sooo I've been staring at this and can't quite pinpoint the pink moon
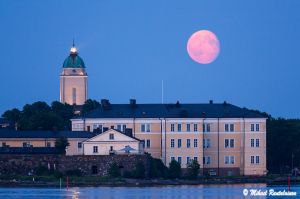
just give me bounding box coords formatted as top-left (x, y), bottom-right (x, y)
top-left (187, 30), bottom-right (220, 64)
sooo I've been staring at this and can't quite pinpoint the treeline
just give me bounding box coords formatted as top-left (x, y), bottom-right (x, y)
top-left (1, 100), bottom-right (100, 131)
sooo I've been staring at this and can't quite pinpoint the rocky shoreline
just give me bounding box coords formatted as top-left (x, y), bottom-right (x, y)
top-left (0, 176), bottom-right (298, 188)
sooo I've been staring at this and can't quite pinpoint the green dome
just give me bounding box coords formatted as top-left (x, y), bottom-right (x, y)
top-left (63, 54), bottom-right (85, 68)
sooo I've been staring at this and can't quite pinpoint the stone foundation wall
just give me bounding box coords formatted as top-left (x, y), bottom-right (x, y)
top-left (0, 154), bottom-right (149, 176)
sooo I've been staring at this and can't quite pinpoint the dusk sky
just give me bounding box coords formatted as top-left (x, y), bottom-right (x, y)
top-left (1, 1), bottom-right (300, 118)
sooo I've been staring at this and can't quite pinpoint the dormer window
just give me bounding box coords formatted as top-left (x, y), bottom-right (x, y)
top-left (109, 133), bottom-right (114, 140)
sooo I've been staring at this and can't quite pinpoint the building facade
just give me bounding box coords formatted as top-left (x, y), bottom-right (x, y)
top-left (71, 100), bottom-right (267, 176)
top-left (60, 45), bottom-right (88, 105)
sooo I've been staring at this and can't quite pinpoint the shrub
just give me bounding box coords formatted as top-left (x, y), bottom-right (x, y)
top-left (132, 161), bottom-right (145, 179)
top-left (168, 160), bottom-right (181, 179)
top-left (108, 162), bottom-right (121, 178)
top-left (149, 157), bottom-right (168, 178)
top-left (186, 160), bottom-right (200, 180)
top-left (35, 165), bottom-right (49, 176)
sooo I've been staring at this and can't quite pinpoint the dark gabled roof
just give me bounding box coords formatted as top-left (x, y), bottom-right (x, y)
top-left (0, 129), bottom-right (94, 139)
top-left (77, 103), bottom-right (266, 119)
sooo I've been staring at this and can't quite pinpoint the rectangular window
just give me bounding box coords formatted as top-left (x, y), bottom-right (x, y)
top-left (141, 124), bottom-right (151, 132)
top-left (187, 139), bottom-right (191, 148)
top-left (93, 146), bottom-right (98, 153)
top-left (225, 139), bottom-right (229, 148)
top-left (194, 124), bottom-right (198, 132)
top-left (46, 142), bottom-right (51, 147)
top-left (146, 139), bottom-right (151, 148)
top-left (230, 139), bottom-right (234, 148)
top-left (178, 139), bottom-right (182, 148)
top-left (203, 156), bottom-right (211, 165)
top-left (225, 139), bottom-right (234, 148)
top-left (251, 124), bottom-right (255, 132)
top-left (256, 156), bottom-right (260, 164)
top-left (171, 124), bottom-right (175, 132)
top-left (186, 124), bottom-right (191, 132)
top-left (256, 139), bottom-right (260, 147)
top-left (203, 139), bottom-right (211, 148)
top-left (117, 124), bottom-right (122, 131)
top-left (171, 139), bottom-right (175, 148)
top-left (72, 87), bottom-right (76, 105)
top-left (109, 133), bottom-right (114, 140)
top-left (171, 157), bottom-right (175, 161)
top-left (178, 157), bottom-right (182, 165)
top-left (194, 139), bottom-right (198, 148)
top-left (178, 124), bottom-right (182, 132)
top-left (225, 124), bottom-right (234, 132)
top-left (225, 156), bottom-right (234, 164)
top-left (187, 157), bottom-right (191, 164)
top-left (203, 123), bottom-right (211, 132)
top-left (251, 156), bottom-right (255, 164)
top-left (194, 157), bottom-right (198, 162)
top-left (77, 142), bottom-right (82, 149)
top-left (23, 142), bottom-right (30, 147)
top-left (2, 142), bottom-right (6, 147)
top-left (256, 124), bottom-right (260, 131)
top-left (141, 140), bottom-right (145, 148)
top-left (251, 139), bottom-right (254, 147)
top-left (141, 124), bottom-right (145, 132)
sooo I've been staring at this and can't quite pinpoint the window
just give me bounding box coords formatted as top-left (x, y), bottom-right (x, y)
top-left (256, 139), bottom-right (260, 147)
top-left (141, 124), bottom-right (151, 132)
top-left (46, 142), bottom-right (51, 147)
top-left (171, 157), bottom-right (175, 161)
top-left (256, 124), bottom-right (260, 131)
top-left (203, 156), bottom-right (211, 165)
top-left (23, 142), bottom-right (30, 147)
top-left (251, 156), bottom-right (255, 164)
top-left (72, 87), bottom-right (76, 105)
top-left (109, 133), bottom-right (114, 140)
top-left (187, 157), bottom-right (191, 164)
top-left (171, 139), bottom-right (175, 148)
top-left (256, 156), bottom-right (260, 164)
top-left (93, 146), bottom-right (98, 153)
top-left (225, 139), bottom-right (234, 148)
top-left (251, 124), bottom-right (255, 132)
top-left (110, 146), bottom-right (113, 151)
top-left (203, 139), bottom-right (211, 148)
top-left (146, 139), bottom-right (151, 148)
top-left (178, 157), bottom-right (182, 165)
top-left (187, 139), bottom-right (191, 148)
top-left (117, 124), bottom-right (126, 132)
top-left (194, 124), bottom-right (198, 132)
top-left (225, 124), bottom-right (234, 132)
top-left (225, 156), bottom-right (234, 165)
top-left (141, 140), bottom-right (145, 148)
top-left (251, 139), bottom-right (255, 147)
top-left (178, 139), bottom-right (182, 148)
top-left (92, 165), bottom-right (98, 174)
top-left (194, 139), bottom-right (198, 148)
top-left (178, 124), bottom-right (182, 132)
top-left (194, 157), bottom-right (198, 162)
top-left (2, 142), bottom-right (6, 147)
top-left (93, 124), bottom-right (102, 131)
top-left (171, 124), bottom-right (175, 132)
top-left (78, 142), bottom-right (82, 149)
top-left (203, 123), bottom-right (211, 132)
top-left (186, 124), bottom-right (191, 132)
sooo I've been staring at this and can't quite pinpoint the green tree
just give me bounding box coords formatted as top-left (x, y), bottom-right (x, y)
top-left (2, 108), bottom-right (21, 124)
top-left (81, 99), bottom-right (100, 115)
top-left (148, 156), bottom-right (168, 178)
top-left (55, 137), bottom-right (70, 154)
top-left (132, 161), bottom-right (146, 179)
top-left (168, 160), bottom-right (181, 179)
top-left (186, 160), bottom-right (200, 179)
top-left (108, 162), bottom-right (121, 178)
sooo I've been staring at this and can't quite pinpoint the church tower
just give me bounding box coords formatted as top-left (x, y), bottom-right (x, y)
top-left (60, 44), bottom-right (88, 105)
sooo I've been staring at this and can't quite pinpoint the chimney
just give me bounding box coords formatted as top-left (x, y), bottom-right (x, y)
top-left (209, 100), bottom-right (213, 104)
top-left (223, 101), bottom-right (227, 106)
top-left (130, 99), bottom-right (136, 107)
top-left (175, 100), bottom-right (180, 107)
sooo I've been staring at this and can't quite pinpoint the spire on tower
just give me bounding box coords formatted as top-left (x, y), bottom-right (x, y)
top-left (70, 39), bottom-right (77, 54)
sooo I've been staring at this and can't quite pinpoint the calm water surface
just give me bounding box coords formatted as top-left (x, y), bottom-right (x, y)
top-left (0, 184), bottom-right (298, 199)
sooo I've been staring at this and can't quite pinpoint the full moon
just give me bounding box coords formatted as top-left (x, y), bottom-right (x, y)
top-left (187, 30), bottom-right (220, 64)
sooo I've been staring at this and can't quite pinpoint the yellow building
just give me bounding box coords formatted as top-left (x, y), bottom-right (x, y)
top-left (71, 99), bottom-right (267, 176)
top-left (60, 44), bottom-right (88, 105)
